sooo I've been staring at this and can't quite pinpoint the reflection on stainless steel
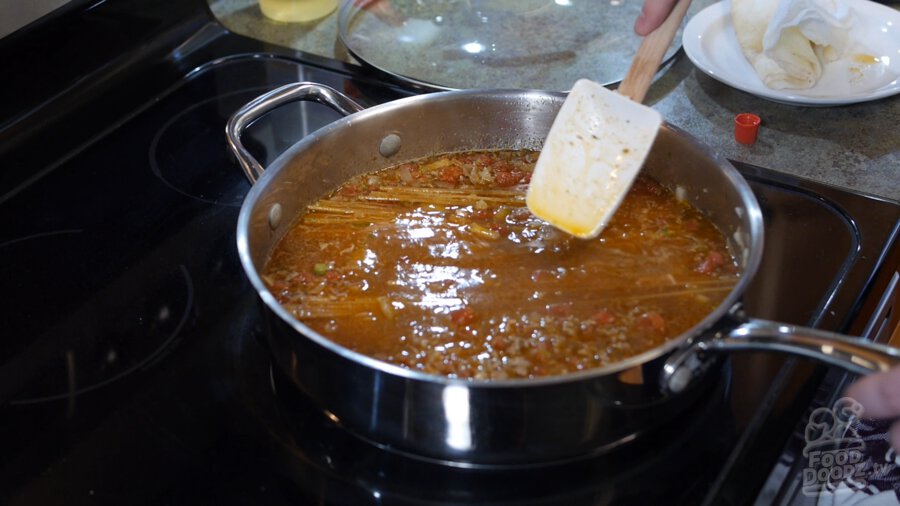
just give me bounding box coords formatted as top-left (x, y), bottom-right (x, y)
top-left (441, 47), bottom-right (577, 67)
top-left (442, 385), bottom-right (473, 451)
top-left (716, 319), bottom-right (900, 374)
top-left (338, 0), bottom-right (686, 91)
top-left (226, 83), bottom-right (366, 184)
top-left (662, 317), bottom-right (900, 393)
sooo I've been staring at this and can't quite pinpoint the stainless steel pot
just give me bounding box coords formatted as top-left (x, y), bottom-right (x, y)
top-left (227, 82), bottom-right (900, 467)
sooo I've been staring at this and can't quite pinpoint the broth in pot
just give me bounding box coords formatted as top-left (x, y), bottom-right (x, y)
top-left (261, 149), bottom-right (739, 380)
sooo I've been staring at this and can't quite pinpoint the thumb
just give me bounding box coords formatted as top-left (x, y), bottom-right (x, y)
top-left (634, 0), bottom-right (676, 36)
top-left (844, 366), bottom-right (900, 420)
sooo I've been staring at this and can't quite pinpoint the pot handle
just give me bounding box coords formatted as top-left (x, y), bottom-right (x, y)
top-left (662, 318), bottom-right (900, 394)
top-left (225, 82), bottom-right (366, 184)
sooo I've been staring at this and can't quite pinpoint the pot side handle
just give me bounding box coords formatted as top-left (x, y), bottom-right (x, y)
top-left (663, 318), bottom-right (900, 394)
top-left (225, 82), bottom-right (366, 184)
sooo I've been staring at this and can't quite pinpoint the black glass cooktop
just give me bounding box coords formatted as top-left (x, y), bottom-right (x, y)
top-left (1, 3), bottom-right (899, 505)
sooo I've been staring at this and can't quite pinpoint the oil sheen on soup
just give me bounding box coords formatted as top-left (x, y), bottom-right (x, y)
top-left (261, 150), bottom-right (738, 379)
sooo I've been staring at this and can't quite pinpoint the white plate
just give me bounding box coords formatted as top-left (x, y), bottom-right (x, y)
top-left (682, 0), bottom-right (900, 106)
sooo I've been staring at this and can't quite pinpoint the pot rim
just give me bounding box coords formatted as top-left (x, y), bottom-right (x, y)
top-left (236, 88), bottom-right (765, 389)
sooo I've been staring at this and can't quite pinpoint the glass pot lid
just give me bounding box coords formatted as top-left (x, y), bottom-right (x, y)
top-left (338, 0), bottom-right (685, 92)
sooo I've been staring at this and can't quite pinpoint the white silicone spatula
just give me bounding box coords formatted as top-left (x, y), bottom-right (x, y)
top-left (526, 0), bottom-right (693, 239)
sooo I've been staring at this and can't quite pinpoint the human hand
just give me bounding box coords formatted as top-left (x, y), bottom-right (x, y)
top-left (844, 366), bottom-right (900, 451)
top-left (634, 0), bottom-right (679, 36)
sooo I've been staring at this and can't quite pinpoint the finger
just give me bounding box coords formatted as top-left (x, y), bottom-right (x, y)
top-left (844, 367), bottom-right (900, 419)
top-left (634, 0), bottom-right (677, 36)
top-left (890, 421), bottom-right (900, 453)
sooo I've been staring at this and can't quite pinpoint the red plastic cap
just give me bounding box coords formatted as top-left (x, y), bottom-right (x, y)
top-left (734, 113), bottom-right (761, 145)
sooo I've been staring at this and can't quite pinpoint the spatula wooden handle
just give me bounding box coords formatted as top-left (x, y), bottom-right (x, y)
top-left (618, 0), bottom-right (693, 103)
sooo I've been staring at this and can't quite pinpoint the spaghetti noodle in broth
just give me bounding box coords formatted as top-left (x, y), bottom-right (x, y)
top-left (261, 150), bottom-right (739, 380)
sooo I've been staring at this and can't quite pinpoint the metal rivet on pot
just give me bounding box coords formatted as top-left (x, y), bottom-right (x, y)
top-left (666, 367), bottom-right (693, 394)
top-left (268, 203), bottom-right (283, 230)
top-left (379, 133), bottom-right (402, 157)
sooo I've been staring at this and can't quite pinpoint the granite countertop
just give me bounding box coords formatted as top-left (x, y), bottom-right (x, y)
top-left (209, 0), bottom-right (899, 202)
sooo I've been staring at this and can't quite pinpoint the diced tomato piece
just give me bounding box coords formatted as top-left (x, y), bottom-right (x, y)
top-left (547, 302), bottom-right (572, 317)
top-left (510, 208), bottom-right (532, 223)
top-left (493, 170), bottom-right (524, 187)
top-left (683, 219), bottom-right (700, 232)
top-left (637, 312), bottom-right (666, 333)
top-left (591, 310), bottom-right (616, 325)
top-left (696, 250), bottom-right (726, 275)
top-left (324, 270), bottom-right (340, 281)
top-left (450, 307), bottom-right (476, 326)
top-left (438, 166), bottom-right (463, 183)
